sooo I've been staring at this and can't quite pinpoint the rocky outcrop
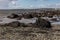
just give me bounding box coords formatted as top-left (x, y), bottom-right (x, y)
top-left (35, 18), bottom-right (52, 29)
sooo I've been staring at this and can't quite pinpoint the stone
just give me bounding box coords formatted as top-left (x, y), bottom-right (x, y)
top-left (8, 21), bottom-right (20, 27)
top-left (23, 14), bottom-right (33, 19)
top-left (35, 18), bottom-right (52, 29)
top-left (7, 13), bottom-right (19, 19)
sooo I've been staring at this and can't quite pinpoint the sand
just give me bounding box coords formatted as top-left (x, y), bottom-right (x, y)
top-left (0, 26), bottom-right (60, 40)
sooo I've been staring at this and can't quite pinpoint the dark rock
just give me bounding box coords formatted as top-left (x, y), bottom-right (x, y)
top-left (7, 13), bottom-right (19, 19)
top-left (17, 16), bottom-right (22, 20)
top-left (35, 18), bottom-right (52, 29)
top-left (17, 14), bottom-right (23, 20)
top-left (31, 13), bottom-right (41, 17)
top-left (8, 21), bottom-right (20, 27)
top-left (48, 15), bottom-right (53, 18)
top-left (51, 18), bottom-right (57, 21)
top-left (23, 14), bottom-right (33, 19)
top-left (20, 23), bottom-right (29, 27)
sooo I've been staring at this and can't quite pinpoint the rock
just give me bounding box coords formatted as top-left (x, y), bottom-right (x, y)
top-left (20, 23), bottom-right (28, 27)
top-left (51, 18), bottom-right (57, 22)
top-left (17, 14), bottom-right (23, 20)
top-left (31, 13), bottom-right (41, 17)
top-left (25, 23), bottom-right (34, 27)
top-left (7, 13), bottom-right (19, 19)
top-left (23, 14), bottom-right (33, 19)
top-left (48, 15), bottom-right (53, 18)
top-left (35, 18), bottom-right (52, 29)
top-left (8, 21), bottom-right (20, 27)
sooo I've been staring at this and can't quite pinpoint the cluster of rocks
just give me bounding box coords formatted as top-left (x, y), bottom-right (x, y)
top-left (7, 13), bottom-right (41, 20)
top-left (1, 13), bottom-right (52, 30)
top-left (3, 19), bottom-right (52, 30)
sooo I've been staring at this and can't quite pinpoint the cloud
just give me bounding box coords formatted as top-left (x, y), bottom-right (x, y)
top-left (0, 0), bottom-right (18, 9)
top-left (0, 0), bottom-right (49, 9)
top-left (0, 0), bottom-right (9, 9)
top-left (46, 3), bottom-right (60, 8)
top-left (8, 0), bottom-right (60, 8)
top-left (11, 1), bottom-right (16, 5)
top-left (0, 0), bottom-right (60, 9)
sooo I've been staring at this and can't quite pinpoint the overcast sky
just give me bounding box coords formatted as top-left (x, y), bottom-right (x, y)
top-left (0, 0), bottom-right (60, 9)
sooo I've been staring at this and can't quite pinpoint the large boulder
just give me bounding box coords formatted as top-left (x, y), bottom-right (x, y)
top-left (35, 18), bottom-right (52, 29)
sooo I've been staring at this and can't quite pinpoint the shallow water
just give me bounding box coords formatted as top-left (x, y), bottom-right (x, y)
top-left (0, 13), bottom-right (60, 25)
top-left (52, 22), bottom-right (60, 25)
top-left (0, 17), bottom-right (37, 24)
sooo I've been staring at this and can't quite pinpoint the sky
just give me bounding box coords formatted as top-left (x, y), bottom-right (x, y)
top-left (0, 0), bottom-right (60, 9)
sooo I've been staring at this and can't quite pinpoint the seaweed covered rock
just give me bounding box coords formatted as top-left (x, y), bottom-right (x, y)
top-left (8, 21), bottom-right (20, 27)
top-left (7, 13), bottom-right (19, 19)
top-left (23, 14), bottom-right (33, 19)
top-left (35, 18), bottom-right (52, 29)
